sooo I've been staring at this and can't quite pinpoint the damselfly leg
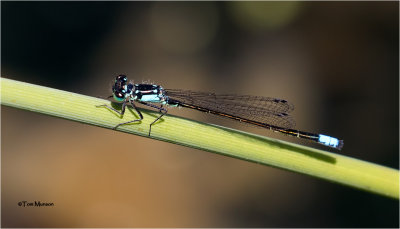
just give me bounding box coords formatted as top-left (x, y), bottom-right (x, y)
top-left (139, 102), bottom-right (168, 136)
top-left (97, 100), bottom-right (167, 135)
top-left (96, 100), bottom-right (143, 130)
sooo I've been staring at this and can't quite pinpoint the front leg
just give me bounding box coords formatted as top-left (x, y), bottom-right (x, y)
top-left (96, 100), bottom-right (127, 116)
top-left (97, 100), bottom-right (143, 130)
top-left (112, 100), bottom-right (143, 130)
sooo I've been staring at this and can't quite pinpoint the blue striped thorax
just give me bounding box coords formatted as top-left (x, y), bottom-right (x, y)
top-left (133, 84), bottom-right (166, 103)
top-left (112, 75), bottom-right (167, 104)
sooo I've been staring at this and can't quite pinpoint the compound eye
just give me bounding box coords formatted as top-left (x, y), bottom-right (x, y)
top-left (116, 74), bottom-right (127, 82)
top-left (113, 91), bottom-right (125, 102)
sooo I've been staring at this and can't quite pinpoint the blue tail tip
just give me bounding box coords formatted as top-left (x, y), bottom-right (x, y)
top-left (318, 134), bottom-right (344, 150)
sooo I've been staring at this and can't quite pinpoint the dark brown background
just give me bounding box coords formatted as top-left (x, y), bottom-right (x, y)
top-left (2, 1), bottom-right (399, 227)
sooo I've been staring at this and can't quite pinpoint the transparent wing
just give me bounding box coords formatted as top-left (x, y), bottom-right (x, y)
top-left (165, 89), bottom-right (296, 129)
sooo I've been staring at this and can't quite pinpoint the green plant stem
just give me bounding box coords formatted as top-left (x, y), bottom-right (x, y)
top-left (1, 77), bottom-right (399, 199)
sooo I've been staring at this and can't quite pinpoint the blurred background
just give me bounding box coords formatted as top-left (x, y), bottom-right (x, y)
top-left (1, 1), bottom-right (398, 227)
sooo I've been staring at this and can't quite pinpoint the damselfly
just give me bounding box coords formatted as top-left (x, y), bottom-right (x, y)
top-left (97, 75), bottom-right (344, 150)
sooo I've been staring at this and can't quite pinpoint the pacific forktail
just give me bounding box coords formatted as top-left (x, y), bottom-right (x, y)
top-left (97, 75), bottom-right (344, 150)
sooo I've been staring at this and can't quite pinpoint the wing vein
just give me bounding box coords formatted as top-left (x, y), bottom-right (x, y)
top-left (165, 89), bottom-right (296, 129)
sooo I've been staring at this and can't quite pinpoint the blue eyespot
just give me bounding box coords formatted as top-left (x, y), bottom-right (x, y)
top-left (116, 74), bottom-right (127, 82)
